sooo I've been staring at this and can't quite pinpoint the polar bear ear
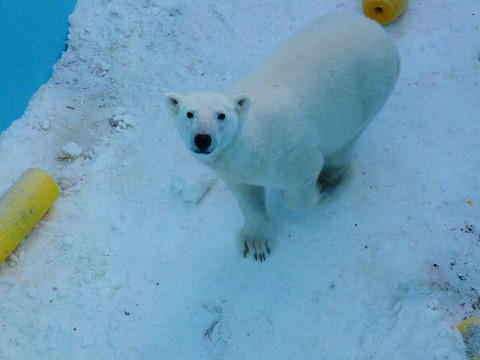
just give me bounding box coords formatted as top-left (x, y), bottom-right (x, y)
top-left (232, 94), bottom-right (251, 117)
top-left (164, 92), bottom-right (185, 117)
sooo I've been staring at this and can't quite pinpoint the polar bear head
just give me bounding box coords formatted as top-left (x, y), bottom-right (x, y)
top-left (164, 92), bottom-right (251, 161)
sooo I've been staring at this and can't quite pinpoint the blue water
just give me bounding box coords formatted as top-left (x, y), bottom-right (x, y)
top-left (0, 0), bottom-right (77, 133)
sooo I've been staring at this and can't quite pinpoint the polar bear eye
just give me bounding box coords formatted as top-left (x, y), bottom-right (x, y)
top-left (217, 113), bottom-right (226, 120)
top-left (186, 112), bottom-right (194, 119)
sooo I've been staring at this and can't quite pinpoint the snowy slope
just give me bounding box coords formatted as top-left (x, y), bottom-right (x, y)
top-left (1, 0), bottom-right (479, 359)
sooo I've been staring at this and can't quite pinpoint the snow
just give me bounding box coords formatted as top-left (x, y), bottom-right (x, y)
top-left (0, 0), bottom-right (479, 359)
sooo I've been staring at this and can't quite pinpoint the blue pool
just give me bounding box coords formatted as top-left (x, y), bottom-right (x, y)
top-left (0, 0), bottom-right (77, 133)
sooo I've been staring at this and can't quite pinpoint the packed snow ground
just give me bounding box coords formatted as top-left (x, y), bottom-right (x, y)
top-left (1, 0), bottom-right (479, 359)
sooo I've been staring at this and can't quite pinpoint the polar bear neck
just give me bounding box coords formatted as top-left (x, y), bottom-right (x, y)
top-left (209, 109), bottom-right (277, 183)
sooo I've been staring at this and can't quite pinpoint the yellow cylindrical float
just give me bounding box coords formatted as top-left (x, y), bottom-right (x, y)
top-left (362, 0), bottom-right (409, 25)
top-left (0, 169), bottom-right (60, 264)
top-left (457, 315), bottom-right (480, 359)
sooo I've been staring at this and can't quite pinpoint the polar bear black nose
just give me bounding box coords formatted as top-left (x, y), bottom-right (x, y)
top-left (194, 134), bottom-right (212, 151)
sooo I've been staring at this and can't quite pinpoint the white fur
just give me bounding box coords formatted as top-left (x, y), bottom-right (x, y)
top-left (164, 13), bottom-right (400, 260)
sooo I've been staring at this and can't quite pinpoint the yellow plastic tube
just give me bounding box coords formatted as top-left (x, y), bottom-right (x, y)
top-left (0, 169), bottom-right (60, 264)
top-left (362, 0), bottom-right (409, 25)
top-left (457, 315), bottom-right (480, 359)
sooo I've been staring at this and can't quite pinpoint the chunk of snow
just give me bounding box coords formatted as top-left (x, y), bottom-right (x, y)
top-left (59, 178), bottom-right (75, 190)
top-left (40, 119), bottom-right (50, 130)
top-left (110, 113), bottom-right (136, 129)
top-left (99, 62), bottom-right (110, 71)
top-left (27, 286), bottom-right (39, 299)
top-left (58, 142), bottom-right (83, 160)
top-left (62, 236), bottom-right (75, 247)
top-left (172, 172), bottom-right (216, 203)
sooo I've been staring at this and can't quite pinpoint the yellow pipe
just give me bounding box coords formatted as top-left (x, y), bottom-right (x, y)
top-left (457, 315), bottom-right (480, 359)
top-left (362, 0), bottom-right (409, 25)
top-left (0, 169), bottom-right (60, 264)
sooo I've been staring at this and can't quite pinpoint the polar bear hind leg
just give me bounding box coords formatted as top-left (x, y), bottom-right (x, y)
top-left (317, 134), bottom-right (360, 200)
top-left (317, 165), bottom-right (351, 199)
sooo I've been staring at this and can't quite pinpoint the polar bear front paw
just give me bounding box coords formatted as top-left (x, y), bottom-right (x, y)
top-left (237, 228), bottom-right (274, 261)
top-left (243, 237), bottom-right (270, 261)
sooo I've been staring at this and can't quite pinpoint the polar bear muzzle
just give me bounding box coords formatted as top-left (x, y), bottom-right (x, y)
top-left (193, 133), bottom-right (212, 154)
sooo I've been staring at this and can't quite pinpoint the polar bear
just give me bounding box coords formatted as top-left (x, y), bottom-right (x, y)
top-left (164, 13), bottom-right (400, 261)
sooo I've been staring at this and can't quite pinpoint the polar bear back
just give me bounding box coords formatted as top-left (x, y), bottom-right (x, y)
top-left (230, 13), bottom-right (400, 154)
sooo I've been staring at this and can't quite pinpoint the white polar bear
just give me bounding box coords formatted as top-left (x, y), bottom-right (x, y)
top-left (164, 13), bottom-right (400, 261)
